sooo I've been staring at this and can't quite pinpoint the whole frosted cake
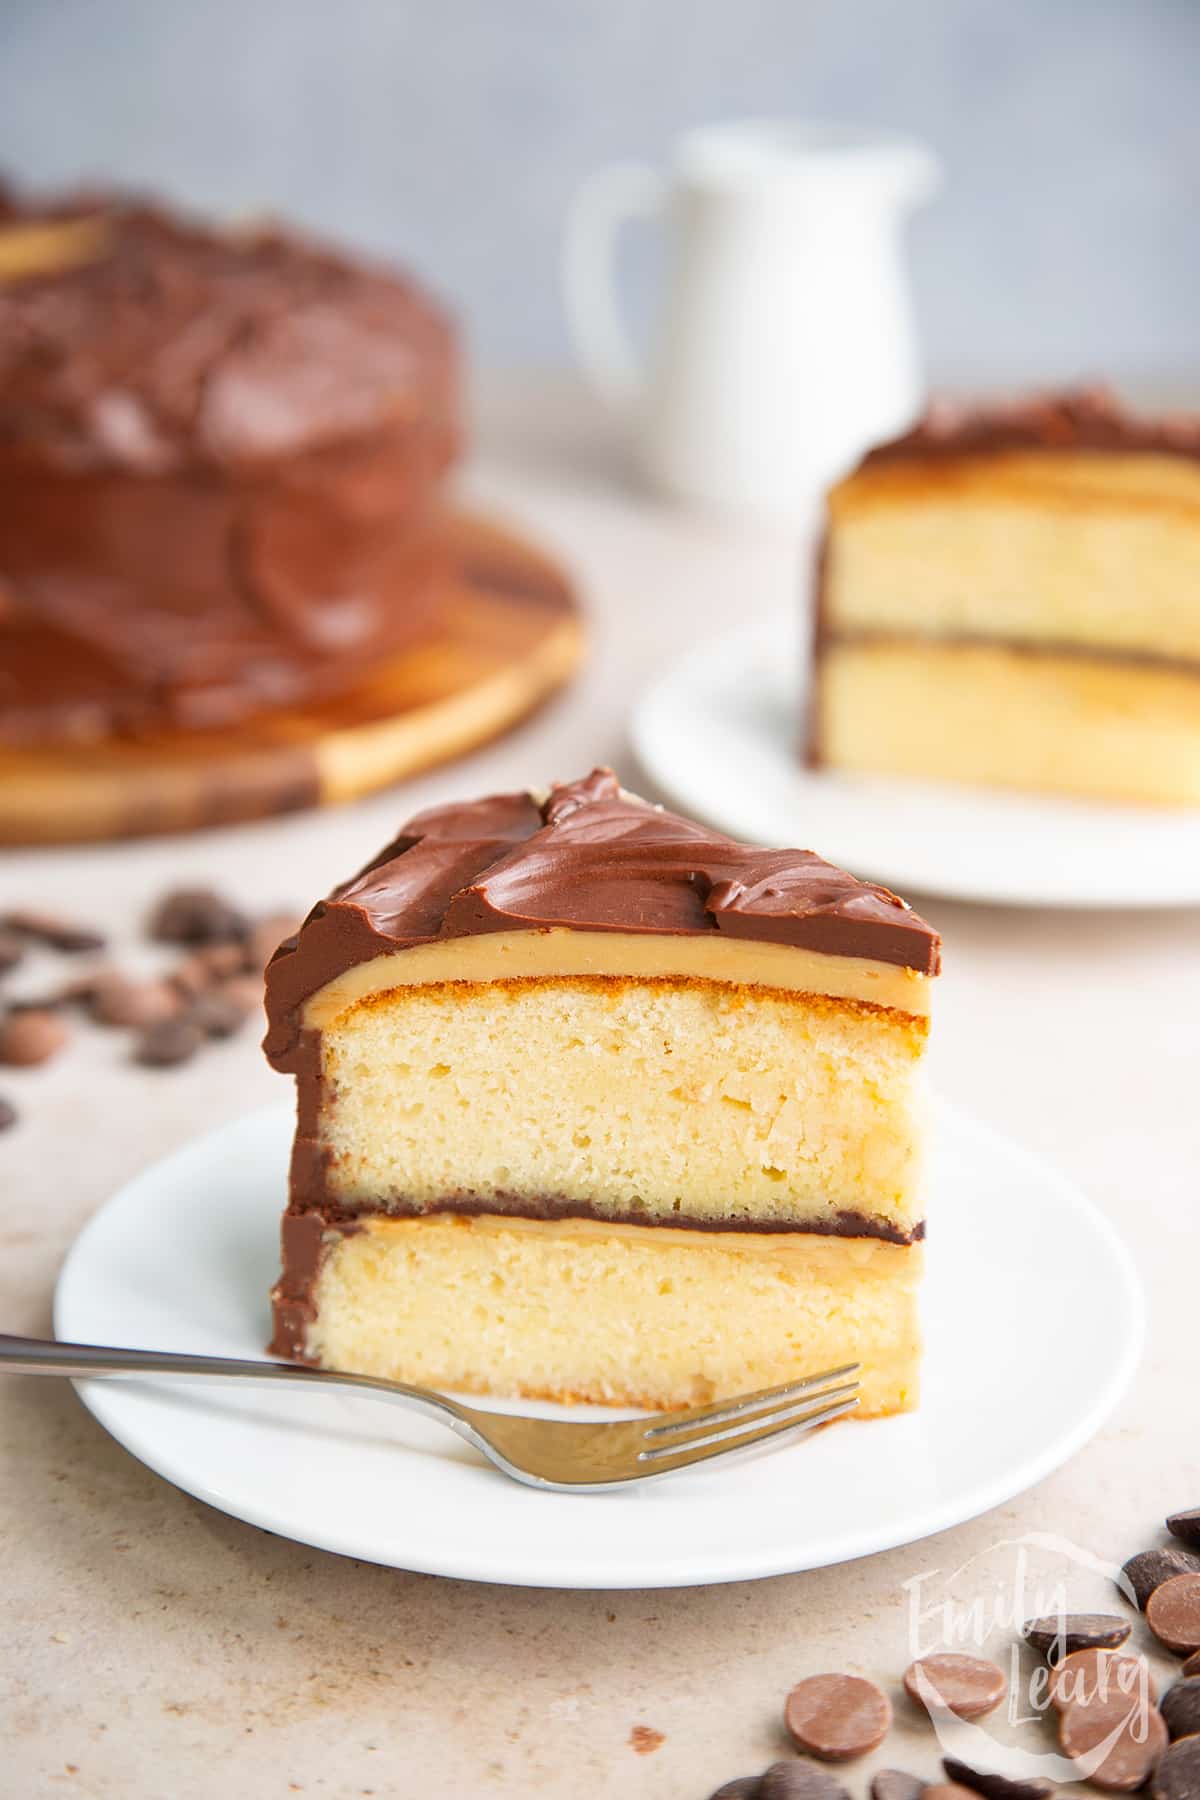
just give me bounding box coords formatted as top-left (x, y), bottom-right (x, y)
top-left (0, 181), bottom-right (459, 743)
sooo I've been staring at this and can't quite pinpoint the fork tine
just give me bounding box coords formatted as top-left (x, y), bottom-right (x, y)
top-left (637, 1381), bottom-right (860, 1462)
top-left (641, 1362), bottom-right (861, 1439)
top-left (633, 1382), bottom-right (859, 1468)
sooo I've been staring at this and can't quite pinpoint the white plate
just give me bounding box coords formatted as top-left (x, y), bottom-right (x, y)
top-left (54, 1101), bottom-right (1141, 1589)
top-left (631, 613), bottom-right (1200, 907)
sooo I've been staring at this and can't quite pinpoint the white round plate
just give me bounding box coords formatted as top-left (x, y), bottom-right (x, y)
top-left (55, 1101), bottom-right (1141, 1589)
top-left (631, 613), bottom-right (1200, 907)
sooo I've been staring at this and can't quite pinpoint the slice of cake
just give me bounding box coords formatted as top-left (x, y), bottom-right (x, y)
top-left (808, 387), bottom-right (1200, 806)
top-left (264, 770), bottom-right (940, 1416)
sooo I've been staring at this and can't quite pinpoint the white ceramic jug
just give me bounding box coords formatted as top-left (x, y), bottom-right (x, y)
top-left (563, 121), bottom-right (940, 521)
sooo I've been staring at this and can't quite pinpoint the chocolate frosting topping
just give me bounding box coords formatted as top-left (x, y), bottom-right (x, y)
top-left (0, 180), bottom-right (459, 740)
top-left (862, 385), bottom-right (1200, 468)
top-left (264, 769), bottom-right (940, 1066)
top-left (0, 182), bottom-right (456, 472)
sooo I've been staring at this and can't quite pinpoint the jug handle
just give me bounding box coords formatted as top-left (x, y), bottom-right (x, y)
top-left (562, 161), bottom-right (665, 408)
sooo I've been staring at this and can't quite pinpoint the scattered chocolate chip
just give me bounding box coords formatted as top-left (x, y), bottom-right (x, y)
top-left (187, 990), bottom-right (249, 1040)
top-left (197, 941), bottom-right (250, 980)
top-left (0, 1008), bottom-right (69, 1066)
top-left (760, 1764), bottom-right (851, 1800)
top-left (1161, 1679), bottom-right (1200, 1741)
top-left (1152, 1735), bottom-right (1200, 1800)
top-left (1059, 1688), bottom-right (1167, 1792)
top-left (0, 930), bottom-right (25, 975)
top-left (147, 887), bottom-right (247, 947)
top-left (0, 1095), bottom-right (17, 1131)
top-left (872, 1772), bottom-right (926, 1800)
top-left (1168, 1513), bottom-right (1200, 1551)
top-left (1183, 1651), bottom-right (1200, 1678)
top-left (89, 973), bottom-right (181, 1030)
top-left (941, 1757), bottom-right (1053, 1800)
top-left (1050, 1650), bottom-right (1158, 1712)
top-left (247, 914), bottom-right (300, 971)
top-left (53, 967), bottom-right (115, 1008)
top-left (1122, 1550), bottom-right (1200, 1610)
top-left (903, 1655), bottom-right (1006, 1721)
top-left (784, 1674), bottom-right (892, 1761)
top-left (170, 954), bottom-right (217, 998)
top-left (1024, 1613), bottom-right (1132, 1662)
top-left (710, 1780), bottom-right (763, 1800)
top-left (218, 973), bottom-right (265, 1017)
top-left (1148, 1576), bottom-right (1200, 1656)
top-left (3, 909), bottom-right (106, 953)
top-left (133, 1017), bottom-right (203, 1068)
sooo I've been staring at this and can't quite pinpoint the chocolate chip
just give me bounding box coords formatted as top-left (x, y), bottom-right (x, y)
top-left (1122, 1550), bottom-right (1200, 1610)
top-left (53, 967), bottom-right (115, 1008)
top-left (1024, 1613), bottom-right (1132, 1661)
top-left (219, 973), bottom-right (265, 1016)
top-left (941, 1758), bottom-right (1053, 1800)
top-left (710, 1780), bottom-right (763, 1800)
top-left (147, 887), bottom-right (247, 946)
top-left (187, 990), bottom-right (249, 1039)
top-left (191, 941), bottom-right (249, 981)
top-left (1183, 1651), bottom-right (1200, 1679)
top-left (0, 1008), bottom-right (69, 1066)
top-left (1161, 1679), bottom-right (1200, 1741)
top-left (1059, 1689), bottom-right (1167, 1792)
top-left (247, 914), bottom-right (301, 971)
top-left (1168, 1513), bottom-right (1200, 1551)
top-left (0, 1095), bottom-right (17, 1131)
top-left (783, 1675), bottom-right (892, 1761)
top-left (903, 1655), bottom-right (1006, 1721)
top-left (3, 909), bottom-right (106, 953)
top-left (1148, 1576), bottom-right (1200, 1655)
top-left (133, 1017), bottom-right (203, 1067)
top-left (760, 1764), bottom-right (851, 1800)
top-left (1050, 1650), bottom-right (1158, 1712)
top-left (0, 930), bottom-right (25, 975)
top-left (89, 973), bottom-right (181, 1030)
top-left (1152, 1736), bottom-right (1200, 1800)
top-left (872, 1772), bottom-right (926, 1800)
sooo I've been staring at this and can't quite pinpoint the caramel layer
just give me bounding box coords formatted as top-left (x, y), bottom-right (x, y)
top-left (300, 926), bottom-right (931, 1030)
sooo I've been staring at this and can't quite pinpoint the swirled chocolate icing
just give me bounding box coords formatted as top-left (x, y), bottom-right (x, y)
top-left (862, 385), bottom-right (1200, 467)
top-left (0, 181), bottom-right (459, 741)
top-left (264, 769), bottom-right (940, 1067)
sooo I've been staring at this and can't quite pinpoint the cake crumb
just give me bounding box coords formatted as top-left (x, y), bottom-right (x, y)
top-left (630, 1725), bottom-right (665, 1755)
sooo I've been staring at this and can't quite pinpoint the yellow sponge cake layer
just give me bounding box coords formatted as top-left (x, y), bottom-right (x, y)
top-left (304, 1212), bottom-right (923, 1416)
top-left (819, 639), bottom-right (1200, 807)
top-left (318, 975), bottom-right (929, 1237)
top-left (828, 450), bottom-right (1200, 663)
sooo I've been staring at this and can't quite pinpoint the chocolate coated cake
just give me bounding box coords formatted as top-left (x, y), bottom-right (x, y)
top-left (0, 182), bottom-right (459, 743)
top-left (264, 770), bottom-right (940, 1416)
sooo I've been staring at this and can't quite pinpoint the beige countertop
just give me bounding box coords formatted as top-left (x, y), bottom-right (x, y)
top-left (3, 378), bottom-right (1198, 1799)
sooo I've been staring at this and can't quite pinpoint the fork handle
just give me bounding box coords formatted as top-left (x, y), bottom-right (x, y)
top-left (0, 1332), bottom-right (478, 1434)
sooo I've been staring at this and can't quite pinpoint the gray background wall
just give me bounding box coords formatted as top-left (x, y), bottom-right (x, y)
top-left (2, 0), bottom-right (1197, 380)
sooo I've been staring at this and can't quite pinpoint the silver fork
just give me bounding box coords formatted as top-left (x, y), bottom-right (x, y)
top-left (1, 1333), bottom-right (858, 1492)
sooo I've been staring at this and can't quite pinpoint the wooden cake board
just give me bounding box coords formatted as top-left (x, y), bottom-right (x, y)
top-left (0, 513), bottom-right (585, 845)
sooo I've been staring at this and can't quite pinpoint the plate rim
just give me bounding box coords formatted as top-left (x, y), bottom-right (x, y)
top-left (630, 612), bottom-right (1200, 910)
top-left (54, 1100), bottom-right (1143, 1590)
